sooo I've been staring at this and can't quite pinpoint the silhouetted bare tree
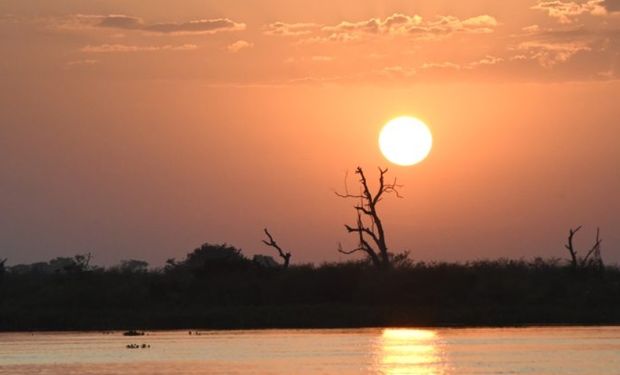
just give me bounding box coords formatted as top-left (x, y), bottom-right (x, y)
top-left (336, 167), bottom-right (402, 269)
top-left (565, 226), bottom-right (603, 272)
top-left (72, 253), bottom-right (93, 272)
top-left (262, 228), bottom-right (292, 268)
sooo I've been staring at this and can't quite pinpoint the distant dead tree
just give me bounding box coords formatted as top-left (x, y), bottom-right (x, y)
top-left (565, 226), bottom-right (603, 272)
top-left (73, 253), bottom-right (93, 272)
top-left (262, 228), bottom-right (292, 268)
top-left (336, 167), bottom-right (402, 269)
top-left (0, 258), bottom-right (6, 277)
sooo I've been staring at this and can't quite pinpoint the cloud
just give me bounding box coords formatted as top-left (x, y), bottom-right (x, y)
top-left (65, 59), bottom-right (99, 67)
top-left (379, 65), bottom-right (417, 78)
top-left (604, 0), bottom-right (620, 11)
top-left (97, 14), bottom-right (142, 29)
top-left (507, 17), bottom-right (618, 76)
top-left (467, 55), bottom-right (504, 68)
top-left (419, 56), bottom-right (503, 71)
top-left (227, 40), bottom-right (253, 53)
top-left (81, 44), bottom-right (198, 53)
top-left (295, 33), bottom-right (361, 44)
top-left (330, 14), bottom-right (496, 35)
top-left (420, 62), bottom-right (461, 70)
top-left (143, 19), bottom-right (245, 35)
top-left (292, 13), bottom-right (498, 43)
top-left (54, 14), bottom-right (245, 35)
top-left (461, 15), bottom-right (500, 30)
top-left (283, 56), bottom-right (334, 63)
top-left (517, 41), bottom-right (591, 67)
top-left (596, 69), bottom-right (616, 78)
top-left (412, 14), bottom-right (498, 36)
top-left (522, 25), bottom-right (542, 33)
top-left (263, 22), bottom-right (321, 36)
top-left (532, 1), bottom-right (607, 23)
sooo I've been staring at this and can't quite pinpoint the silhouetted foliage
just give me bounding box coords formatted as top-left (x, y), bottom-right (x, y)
top-left (8, 253), bottom-right (96, 275)
top-left (1, 250), bottom-right (620, 331)
top-left (252, 255), bottom-right (280, 268)
top-left (177, 243), bottom-right (251, 276)
top-left (0, 258), bottom-right (6, 284)
top-left (113, 259), bottom-right (149, 273)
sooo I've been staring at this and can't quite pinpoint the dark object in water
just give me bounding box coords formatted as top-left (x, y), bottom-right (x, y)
top-left (126, 343), bottom-right (151, 349)
top-left (123, 330), bottom-right (145, 336)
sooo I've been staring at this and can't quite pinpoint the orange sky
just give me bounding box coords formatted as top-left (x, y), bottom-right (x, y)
top-left (1, 0), bottom-right (619, 265)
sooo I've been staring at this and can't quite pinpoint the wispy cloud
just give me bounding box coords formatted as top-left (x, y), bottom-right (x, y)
top-left (420, 62), bottom-right (461, 70)
top-left (97, 14), bottom-right (142, 29)
top-left (379, 65), bottom-right (417, 78)
top-left (227, 40), bottom-right (253, 53)
top-left (263, 22), bottom-right (321, 36)
top-left (283, 55), bottom-right (334, 63)
top-left (81, 44), bottom-right (198, 53)
top-left (282, 13), bottom-right (499, 44)
top-left (517, 41), bottom-right (591, 67)
top-left (143, 19), bottom-right (245, 35)
top-left (532, 1), bottom-right (607, 23)
top-left (65, 59), bottom-right (99, 67)
top-left (55, 14), bottom-right (245, 35)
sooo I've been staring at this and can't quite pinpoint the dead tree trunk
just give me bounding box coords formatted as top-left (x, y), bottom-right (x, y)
top-left (336, 167), bottom-right (402, 269)
top-left (565, 226), bottom-right (581, 272)
top-left (565, 226), bottom-right (603, 273)
top-left (262, 228), bottom-right (292, 268)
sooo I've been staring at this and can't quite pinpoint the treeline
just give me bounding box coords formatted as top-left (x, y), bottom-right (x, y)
top-left (1, 243), bottom-right (619, 331)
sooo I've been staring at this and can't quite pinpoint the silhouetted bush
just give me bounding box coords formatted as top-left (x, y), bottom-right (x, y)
top-left (1, 247), bottom-right (619, 331)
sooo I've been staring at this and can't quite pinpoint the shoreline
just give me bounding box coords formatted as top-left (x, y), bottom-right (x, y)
top-left (3, 322), bottom-right (620, 334)
top-left (2, 305), bottom-right (619, 332)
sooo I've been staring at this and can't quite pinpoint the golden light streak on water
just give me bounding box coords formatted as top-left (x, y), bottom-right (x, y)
top-left (377, 329), bottom-right (444, 374)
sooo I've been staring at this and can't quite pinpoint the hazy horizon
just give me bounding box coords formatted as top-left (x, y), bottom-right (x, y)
top-left (1, 0), bottom-right (619, 266)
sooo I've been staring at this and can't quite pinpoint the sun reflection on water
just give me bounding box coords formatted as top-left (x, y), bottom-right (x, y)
top-left (377, 329), bottom-right (444, 375)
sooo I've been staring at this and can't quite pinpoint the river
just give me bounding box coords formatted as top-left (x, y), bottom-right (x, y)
top-left (1, 326), bottom-right (619, 374)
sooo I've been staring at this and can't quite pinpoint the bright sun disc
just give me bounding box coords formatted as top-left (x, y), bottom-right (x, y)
top-left (379, 116), bottom-right (433, 166)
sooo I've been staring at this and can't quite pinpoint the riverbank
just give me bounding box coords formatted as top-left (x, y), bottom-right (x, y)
top-left (2, 254), bottom-right (619, 331)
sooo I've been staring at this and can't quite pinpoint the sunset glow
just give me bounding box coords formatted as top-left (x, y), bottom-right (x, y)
top-left (0, 0), bottom-right (618, 266)
top-left (2, 1), bottom-right (620, 372)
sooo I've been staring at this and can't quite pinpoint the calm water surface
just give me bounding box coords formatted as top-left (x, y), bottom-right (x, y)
top-left (1, 326), bottom-right (619, 374)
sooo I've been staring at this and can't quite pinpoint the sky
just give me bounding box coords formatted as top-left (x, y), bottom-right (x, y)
top-left (1, 0), bottom-right (619, 266)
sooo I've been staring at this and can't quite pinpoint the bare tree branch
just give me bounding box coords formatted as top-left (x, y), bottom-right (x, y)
top-left (262, 228), bottom-right (291, 268)
top-left (582, 227), bottom-right (602, 266)
top-left (565, 226), bottom-right (603, 273)
top-left (565, 226), bottom-right (582, 271)
top-left (337, 243), bottom-right (367, 255)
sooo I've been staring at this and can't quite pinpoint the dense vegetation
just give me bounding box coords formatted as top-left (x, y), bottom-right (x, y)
top-left (1, 243), bottom-right (619, 331)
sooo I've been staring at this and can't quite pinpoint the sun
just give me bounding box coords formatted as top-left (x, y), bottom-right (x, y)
top-left (379, 116), bottom-right (433, 166)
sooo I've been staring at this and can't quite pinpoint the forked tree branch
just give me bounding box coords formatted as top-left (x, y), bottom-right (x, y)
top-left (262, 228), bottom-right (291, 268)
top-left (565, 226), bottom-right (603, 272)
